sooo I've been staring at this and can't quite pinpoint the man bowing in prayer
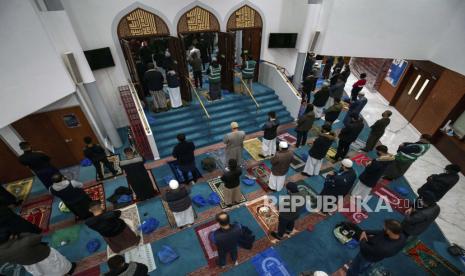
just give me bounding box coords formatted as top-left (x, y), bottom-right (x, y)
top-left (120, 148), bottom-right (157, 201)
top-left (268, 142), bottom-right (294, 192)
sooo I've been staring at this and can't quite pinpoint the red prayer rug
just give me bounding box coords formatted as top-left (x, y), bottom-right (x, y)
top-left (372, 178), bottom-right (390, 191)
top-left (351, 153), bottom-right (372, 167)
top-left (75, 266), bottom-right (100, 276)
top-left (340, 202), bottom-right (369, 224)
top-left (247, 163), bottom-right (272, 192)
top-left (246, 196), bottom-right (279, 241)
top-left (277, 132), bottom-right (297, 145)
top-left (20, 195), bottom-right (53, 232)
top-left (84, 183), bottom-right (106, 209)
top-left (195, 219), bottom-right (220, 267)
top-left (403, 240), bottom-right (462, 275)
top-left (372, 186), bottom-right (410, 215)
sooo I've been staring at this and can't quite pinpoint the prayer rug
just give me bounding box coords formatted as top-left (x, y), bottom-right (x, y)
top-left (351, 139), bottom-right (366, 151)
top-left (252, 247), bottom-right (292, 276)
top-left (247, 163), bottom-right (272, 192)
top-left (75, 266), bottom-right (100, 276)
top-left (161, 199), bottom-right (178, 228)
top-left (4, 177), bottom-right (33, 202)
top-left (50, 224), bottom-right (82, 247)
top-left (59, 165), bottom-right (80, 181)
top-left (277, 132), bottom-right (297, 145)
top-left (195, 219), bottom-right (220, 266)
top-left (124, 243), bottom-right (157, 272)
top-left (20, 195), bottom-right (53, 232)
top-left (290, 153), bottom-right (306, 172)
top-left (372, 186), bottom-right (410, 215)
top-left (84, 183), bottom-right (106, 209)
top-left (99, 154), bottom-right (123, 180)
top-left (351, 153), bottom-right (372, 167)
top-left (326, 147), bottom-right (337, 160)
top-left (403, 240), bottom-right (462, 275)
top-left (107, 203), bottom-right (143, 258)
top-left (167, 160), bottom-right (200, 183)
top-left (207, 177), bottom-right (246, 209)
top-left (295, 181), bottom-right (318, 209)
top-left (244, 138), bottom-right (264, 161)
top-left (340, 202), bottom-right (369, 224)
top-left (246, 196), bottom-right (279, 240)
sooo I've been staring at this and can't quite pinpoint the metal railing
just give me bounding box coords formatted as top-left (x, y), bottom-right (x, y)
top-left (260, 60), bottom-right (301, 98)
top-left (185, 77), bottom-right (210, 119)
top-left (233, 69), bottom-right (260, 111)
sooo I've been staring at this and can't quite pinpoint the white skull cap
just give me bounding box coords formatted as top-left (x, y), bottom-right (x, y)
top-left (341, 158), bottom-right (353, 168)
top-left (169, 180), bottom-right (179, 190)
top-left (279, 141), bottom-right (288, 149)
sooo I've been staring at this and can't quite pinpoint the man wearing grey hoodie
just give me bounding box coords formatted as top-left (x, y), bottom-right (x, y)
top-left (49, 174), bottom-right (92, 219)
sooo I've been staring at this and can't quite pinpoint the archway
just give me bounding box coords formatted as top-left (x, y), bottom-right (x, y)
top-left (227, 5), bottom-right (263, 81)
top-left (176, 6), bottom-right (235, 94)
top-left (117, 8), bottom-right (191, 103)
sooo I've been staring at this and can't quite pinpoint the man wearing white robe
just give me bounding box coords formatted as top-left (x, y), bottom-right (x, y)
top-left (268, 142), bottom-right (293, 191)
top-left (162, 180), bottom-right (195, 228)
top-left (260, 112), bottom-right (280, 158)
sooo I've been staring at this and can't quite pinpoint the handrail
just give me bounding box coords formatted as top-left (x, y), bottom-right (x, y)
top-left (260, 60), bottom-right (301, 98)
top-left (185, 77), bottom-right (210, 119)
top-left (127, 81), bottom-right (152, 134)
top-left (233, 69), bottom-right (260, 110)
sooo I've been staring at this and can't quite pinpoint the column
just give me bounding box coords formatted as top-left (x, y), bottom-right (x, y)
top-left (0, 126), bottom-right (23, 155)
top-left (292, 2), bottom-right (323, 88)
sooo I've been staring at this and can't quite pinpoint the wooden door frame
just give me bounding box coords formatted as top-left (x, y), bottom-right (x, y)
top-left (228, 27), bottom-right (262, 82)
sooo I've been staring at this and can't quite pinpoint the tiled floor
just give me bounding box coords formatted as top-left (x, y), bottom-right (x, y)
top-left (345, 74), bottom-right (465, 245)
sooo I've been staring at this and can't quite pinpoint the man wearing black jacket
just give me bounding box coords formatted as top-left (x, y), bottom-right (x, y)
top-left (260, 112), bottom-right (280, 158)
top-left (83, 136), bottom-right (117, 180)
top-left (144, 63), bottom-right (166, 112)
top-left (402, 191), bottom-right (440, 239)
top-left (105, 255), bottom-right (148, 276)
top-left (213, 212), bottom-right (242, 267)
top-left (271, 182), bottom-right (305, 241)
top-left (347, 219), bottom-right (406, 276)
top-left (362, 110), bottom-right (392, 152)
top-left (172, 133), bottom-right (202, 184)
top-left (417, 164), bottom-right (461, 202)
top-left (334, 115), bottom-right (364, 161)
top-left (312, 82), bottom-right (330, 118)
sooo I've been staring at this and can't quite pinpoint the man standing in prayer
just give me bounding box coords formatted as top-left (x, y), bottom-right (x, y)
top-left (361, 110), bottom-right (392, 152)
top-left (351, 73), bottom-right (367, 102)
top-left (83, 136), bottom-right (117, 180)
top-left (162, 180), bottom-right (195, 228)
top-left (50, 174), bottom-right (93, 220)
top-left (241, 55), bottom-right (257, 93)
top-left (144, 63), bottom-right (166, 112)
top-left (268, 142), bottom-right (293, 192)
top-left (328, 76), bottom-right (345, 108)
top-left (320, 159), bottom-right (356, 200)
top-left (302, 72), bottom-right (317, 102)
top-left (417, 164), bottom-right (461, 202)
top-left (224, 122), bottom-right (246, 165)
top-left (383, 134), bottom-right (432, 180)
top-left (402, 191), bottom-right (440, 240)
top-left (259, 111), bottom-right (280, 159)
top-left (334, 115), bottom-right (364, 161)
top-left (0, 230), bottom-right (75, 276)
top-left (221, 159), bottom-right (243, 207)
top-left (343, 92), bottom-right (367, 126)
top-left (18, 141), bottom-right (60, 189)
top-left (351, 145), bottom-right (395, 200)
top-left (120, 148), bottom-right (157, 201)
top-left (347, 220), bottom-right (406, 276)
top-left (302, 124), bottom-right (336, 177)
top-left (323, 97), bottom-right (343, 125)
top-left (312, 82), bottom-right (330, 119)
top-left (213, 212), bottom-right (242, 268)
top-left (166, 66), bottom-right (183, 108)
top-left (270, 182), bottom-right (305, 241)
top-left (188, 52), bottom-right (203, 89)
top-left (172, 133), bottom-right (202, 185)
top-left (322, 56), bottom-right (334, 80)
top-left (207, 58), bottom-right (222, 100)
top-left (295, 104), bottom-right (316, 148)
top-left (85, 201), bottom-right (140, 253)
top-left (0, 205), bottom-right (42, 234)
top-left (105, 255), bottom-right (148, 276)
top-left (0, 184), bottom-right (22, 207)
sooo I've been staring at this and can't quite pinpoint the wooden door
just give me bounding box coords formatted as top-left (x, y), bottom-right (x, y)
top-left (121, 39), bottom-right (145, 100)
top-left (12, 113), bottom-right (77, 168)
top-left (168, 36), bottom-right (191, 102)
top-left (45, 106), bottom-right (99, 164)
top-left (218, 32), bottom-right (235, 91)
top-left (394, 66), bottom-right (436, 121)
top-left (242, 28), bottom-right (262, 81)
top-left (0, 140), bottom-right (32, 183)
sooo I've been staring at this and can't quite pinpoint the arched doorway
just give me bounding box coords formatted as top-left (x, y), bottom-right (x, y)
top-left (177, 6), bottom-right (235, 94)
top-left (117, 8), bottom-right (191, 102)
top-left (227, 5), bottom-right (263, 81)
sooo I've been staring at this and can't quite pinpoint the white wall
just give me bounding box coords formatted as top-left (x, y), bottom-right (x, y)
top-left (0, 0), bottom-right (75, 128)
top-left (315, 0), bottom-right (465, 76)
top-left (61, 0), bottom-right (307, 127)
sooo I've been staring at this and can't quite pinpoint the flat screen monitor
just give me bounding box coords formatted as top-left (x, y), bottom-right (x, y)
top-left (84, 47), bottom-right (115, 70)
top-left (268, 33), bottom-right (298, 48)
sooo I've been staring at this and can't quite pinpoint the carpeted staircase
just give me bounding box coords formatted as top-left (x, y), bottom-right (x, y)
top-left (148, 83), bottom-right (295, 158)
